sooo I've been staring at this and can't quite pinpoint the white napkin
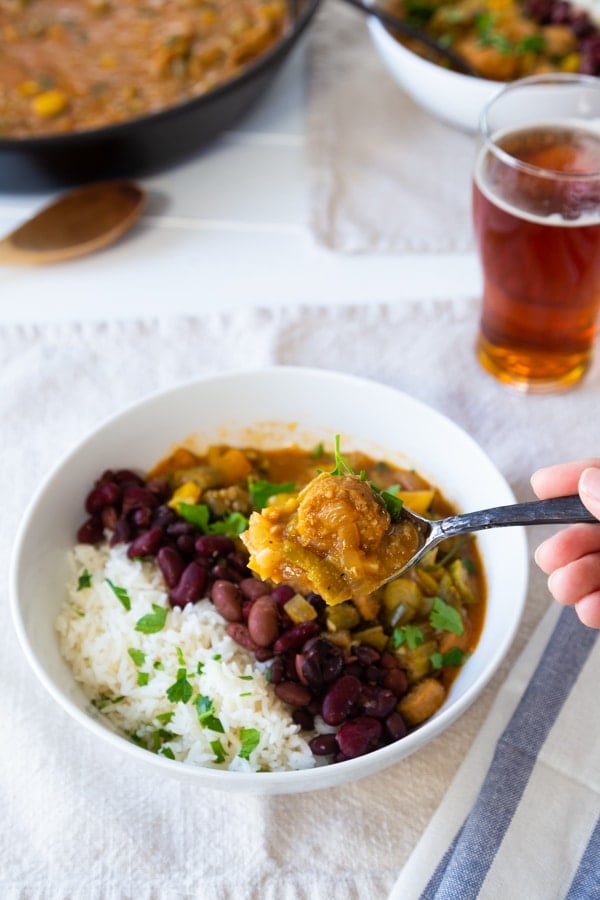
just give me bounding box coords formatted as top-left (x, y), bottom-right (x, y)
top-left (2, 303), bottom-right (599, 899)
top-left (390, 602), bottom-right (600, 899)
top-left (306, 4), bottom-right (476, 253)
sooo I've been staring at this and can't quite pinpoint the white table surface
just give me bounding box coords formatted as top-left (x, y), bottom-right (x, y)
top-left (0, 38), bottom-right (481, 324)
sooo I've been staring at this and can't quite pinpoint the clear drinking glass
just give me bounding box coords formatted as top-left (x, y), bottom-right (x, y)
top-left (472, 74), bottom-right (600, 393)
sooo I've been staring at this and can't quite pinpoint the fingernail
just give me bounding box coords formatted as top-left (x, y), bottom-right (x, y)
top-left (580, 467), bottom-right (600, 502)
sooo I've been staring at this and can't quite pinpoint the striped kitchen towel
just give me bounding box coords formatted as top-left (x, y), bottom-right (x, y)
top-left (390, 602), bottom-right (600, 900)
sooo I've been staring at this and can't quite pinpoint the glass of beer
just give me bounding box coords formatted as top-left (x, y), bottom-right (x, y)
top-left (472, 74), bottom-right (600, 393)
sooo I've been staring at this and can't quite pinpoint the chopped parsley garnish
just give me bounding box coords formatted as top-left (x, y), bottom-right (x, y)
top-left (137, 671), bottom-right (150, 686)
top-left (176, 646), bottom-right (186, 666)
top-left (238, 727), bottom-right (261, 760)
top-left (196, 661), bottom-right (204, 675)
top-left (160, 746), bottom-right (176, 760)
top-left (392, 624), bottom-right (424, 650)
top-left (156, 712), bottom-right (174, 725)
top-left (177, 502), bottom-right (248, 536)
top-left (430, 647), bottom-right (467, 669)
top-left (128, 648), bottom-right (146, 667)
top-left (212, 653), bottom-right (222, 661)
top-left (239, 692), bottom-right (252, 697)
top-left (195, 695), bottom-right (225, 732)
top-left (135, 604), bottom-right (168, 634)
top-left (77, 569), bottom-right (92, 591)
top-left (210, 739), bottom-right (227, 764)
top-left (429, 597), bottom-right (464, 636)
top-left (329, 434), bottom-right (355, 476)
top-left (238, 674), bottom-right (253, 681)
top-left (248, 479), bottom-right (296, 510)
top-left (166, 668), bottom-right (193, 704)
top-left (105, 578), bottom-right (131, 611)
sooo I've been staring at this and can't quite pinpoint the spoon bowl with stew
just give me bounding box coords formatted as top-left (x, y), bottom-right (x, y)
top-left (389, 493), bottom-right (597, 582)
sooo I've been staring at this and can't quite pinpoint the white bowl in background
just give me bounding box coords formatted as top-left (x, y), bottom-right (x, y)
top-left (368, 18), bottom-right (503, 132)
top-left (9, 367), bottom-right (528, 794)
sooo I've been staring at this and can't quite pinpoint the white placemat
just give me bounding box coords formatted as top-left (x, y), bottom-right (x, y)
top-left (306, 4), bottom-right (476, 253)
top-left (2, 302), bottom-right (598, 899)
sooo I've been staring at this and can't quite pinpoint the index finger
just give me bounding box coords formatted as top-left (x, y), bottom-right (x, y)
top-left (531, 459), bottom-right (600, 500)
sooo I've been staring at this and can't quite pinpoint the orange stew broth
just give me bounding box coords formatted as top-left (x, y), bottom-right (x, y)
top-left (0, 0), bottom-right (288, 138)
top-left (150, 443), bottom-right (487, 697)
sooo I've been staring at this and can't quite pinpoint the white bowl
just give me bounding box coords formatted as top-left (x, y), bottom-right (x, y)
top-left (368, 18), bottom-right (503, 132)
top-left (9, 367), bottom-right (528, 794)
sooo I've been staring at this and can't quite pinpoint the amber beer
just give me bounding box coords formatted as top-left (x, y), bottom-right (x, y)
top-left (473, 123), bottom-right (600, 392)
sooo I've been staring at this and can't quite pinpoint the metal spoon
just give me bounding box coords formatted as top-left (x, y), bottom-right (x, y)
top-left (388, 494), bottom-right (596, 581)
top-left (338, 0), bottom-right (476, 76)
top-left (0, 181), bottom-right (146, 265)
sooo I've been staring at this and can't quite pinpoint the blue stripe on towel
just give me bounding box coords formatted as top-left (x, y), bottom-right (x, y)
top-left (566, 815), bottom-right (600, 900)
top-left (422, 606), bottom-right (598, 900)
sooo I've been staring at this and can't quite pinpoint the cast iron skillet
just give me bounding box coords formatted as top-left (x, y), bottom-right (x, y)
top-left (0, 0), bottom-right (320, 193)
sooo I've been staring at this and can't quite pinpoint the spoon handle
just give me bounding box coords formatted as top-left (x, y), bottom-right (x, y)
top-left (438, 495), bottom-right (596, 539)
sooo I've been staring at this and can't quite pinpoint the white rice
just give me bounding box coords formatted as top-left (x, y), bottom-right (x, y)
top-left (56, 541), bottom-right (315, 772)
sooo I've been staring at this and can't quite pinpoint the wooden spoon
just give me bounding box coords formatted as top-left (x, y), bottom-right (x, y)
top-left (0, 181), bottom-right (146, 265)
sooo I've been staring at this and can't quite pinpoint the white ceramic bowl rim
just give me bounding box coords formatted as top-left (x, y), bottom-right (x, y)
top-left (9, 366), bottom-right (529, 793)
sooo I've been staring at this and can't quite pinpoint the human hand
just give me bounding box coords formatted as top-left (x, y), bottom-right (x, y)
top-left (531, 460), bottom-right (600, 628)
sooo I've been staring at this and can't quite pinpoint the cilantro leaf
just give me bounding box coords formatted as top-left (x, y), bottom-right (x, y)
top-left (77, 569), bottom-right (92, 591)
top-left (392, 624), bottom-right (424, 650)
top-left (166, 668), bottom-right (193, 704)
top-left (329, 434), bottom-right (355, 476)
top-left (177, 502), bottom-right (248, 536)
top-left (248, 480), bottom-right (296, 510)
top-left (135, 604), bottom-right (168, 634)
top-left (210, 738), bottom-right (227, 764)
top-left (430, 647), bottom-right (467, 669)
top-left (128, 648), bottom-right (146, 667)
top-left (105, 578), bottom-right (131, 611)
top-left (195, 695), bottom-right (225, 733)
top-left (429, 596), bottom-right (464, 635)
top-left (238, 727), bottom-right (261, 760)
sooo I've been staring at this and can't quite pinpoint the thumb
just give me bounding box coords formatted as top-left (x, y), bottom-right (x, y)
top-left (579, 467), bottom-right (600, 521)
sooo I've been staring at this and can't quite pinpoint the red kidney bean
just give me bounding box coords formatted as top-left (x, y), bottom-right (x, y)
top-left (270, 584), bottom-right (295, 606)
top-left (255, 647), bottom-right (274, 662)
top-left (298, 638), bottom-right (344, 690)
top-left (273, 621), bottom-right (319, 654)
top-left (268, 657), bottom-right (286, 684)
top-left (169, 560), bottom-right (207, 608)
top-left (226, 623), bottom-right (261, 653)
top-left (166, 521), bottom-right (196, 537)
top-left (127, 526), bottom-right (163, 559)
top-left (152, 505), bottom-right (178, 530)
top-left (114, 469), bottom-right (145, 486)
top-left (210, 563), bottom-right (243, 583)
top-left (195, 534), bottom-right (235, 557)
top-left (176, 535), bottom-right (197, 558)
top-left (101, 506), bottom-right (119, 531)
top-left (292, 708), bottom-right (315, 731)
top-left (321, 675), bottom-right (361, 726)
top-left (336, 717), bottom-right (383, 758)
top-left (309, 733), bottom-right (338, 756)
top-left (383, 667), bottom-right (408, 698)
top-left (77, 516), bottom-right (104, 544)
top-left (385, 711), bottom-right (407, 742)
top-left (247, 596), bottom-right (280, 647)
top-left (227, 552), bottom-right (251, 575)
top-left (157, 546), bottom-right (186, 588)
top-left (239, 577), bottom-right (272, 601)
top-left (85, 481), bottom-right (121, 514)
top-left (359, 685), bottom-right (397, 719)
top-left (274, 681), bottom-right (312, 707)
top-left (146, 477), bottom-right (169, 499)
top-left (110, 516), bottom-right (131, 545)
top-left (365, 665), bottom-right (384, 684)
top-left (122, 485), bottom-right (157, 514)
top-left (131, 507), bottom-right (153, 529)
top-left (211, 580), bottom-right (243, 623)
top-left (380, 651), bottom-right (399, 670)
top-left (354, 645), bottom-right (381, 667)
